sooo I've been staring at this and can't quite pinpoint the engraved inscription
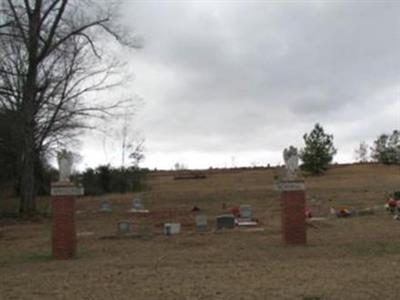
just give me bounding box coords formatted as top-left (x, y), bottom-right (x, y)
top-left (51, 186), bottom-right (84, 196)
top-left (273, 181), bottom-right (305, 191)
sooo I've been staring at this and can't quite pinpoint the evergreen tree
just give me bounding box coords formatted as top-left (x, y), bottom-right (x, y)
top-left (300, 123), bottom-right (337, 175)
top-left (371, 130), bottom-right (400, 164)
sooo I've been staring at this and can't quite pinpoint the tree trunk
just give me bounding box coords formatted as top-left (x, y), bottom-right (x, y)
top-left (19, 1), bottom-right (42, 215)
top-left (19, 79), bottom-right (37, 215)
top-left (19, 128), bottom-right (35, 215)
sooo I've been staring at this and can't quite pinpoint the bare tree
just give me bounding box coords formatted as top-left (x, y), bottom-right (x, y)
top-left (129, 138), bottom-right (145, 168)
top-left (120, 111), bottom-right (144, 168)
top-left (0, 0), bottom-right (140, 214)
top-left (354, 141), bottom-right (369, 163)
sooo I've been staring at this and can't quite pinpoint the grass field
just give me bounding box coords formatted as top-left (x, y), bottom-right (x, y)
top-left (1, 164), bottom-right (400, 299)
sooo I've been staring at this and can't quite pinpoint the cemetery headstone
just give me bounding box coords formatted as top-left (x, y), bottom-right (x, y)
top-left (195, 214), bottom-right (208, 232)
top-left (132, 198), bottom-right (143, 210)
top-left (216, 214), bottom-right (235, 229)
top-left (164, 223), bottom-right (181, 236)
top-left (100, 201), bottom-right (112, 213)
top-left (129, 198), bottom-right (149, 213)
top-left (117, 220), bottom-right (132, 234)
top-left (239, 205), bottom-right (252, 221)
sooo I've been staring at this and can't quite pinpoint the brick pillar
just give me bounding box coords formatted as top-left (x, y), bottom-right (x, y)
top-left (277, 180), bottom-right (306, 245)
top-left (52, 195), bottom-right (76, 259)
top-left (51, 182), bottom-right (83, 260)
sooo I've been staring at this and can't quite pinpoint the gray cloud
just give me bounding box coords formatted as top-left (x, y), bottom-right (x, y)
top-left (82, 1), bottom-right (400, 169)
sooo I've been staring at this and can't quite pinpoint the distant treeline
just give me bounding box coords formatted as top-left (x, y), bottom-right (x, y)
top-left (77, 165), bottom-right (148, 195)
top-left (148, 161), bottom-right (385, 177)
top-left (0, 163), bottom-right (148, 198)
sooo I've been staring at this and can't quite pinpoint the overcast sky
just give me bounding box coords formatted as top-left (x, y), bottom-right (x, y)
top-left (80, 0), bottom-right (399, 170)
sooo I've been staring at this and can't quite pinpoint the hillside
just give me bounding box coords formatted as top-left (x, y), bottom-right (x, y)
top-left (1, 164), bottom-right (400, 299)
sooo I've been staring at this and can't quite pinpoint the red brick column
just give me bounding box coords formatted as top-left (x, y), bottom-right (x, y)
top-left (280, 182), bottom-right (306, 245)
top-left (51, 182), bottom-right (82, 260)
top-left (52, 195), bottom-right (76, 259)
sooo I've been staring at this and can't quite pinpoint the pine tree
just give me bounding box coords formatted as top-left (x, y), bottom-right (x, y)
top-left (300, 123), bottom-right (337, 175)
top-left (371, 130), bottom-right (400, 164)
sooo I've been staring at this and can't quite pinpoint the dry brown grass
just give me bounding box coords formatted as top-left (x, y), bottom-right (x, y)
top-left (1, 164), bottom-right (400, 299)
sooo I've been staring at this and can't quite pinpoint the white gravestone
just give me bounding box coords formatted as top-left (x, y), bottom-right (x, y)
top-left (164, 223), bottom-right (181, 235)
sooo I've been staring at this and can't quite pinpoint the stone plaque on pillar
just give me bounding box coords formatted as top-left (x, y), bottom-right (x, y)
top-left (51, 182), bottom-right (84, 196)
top-left (274, 180), bottom-right (305, 191)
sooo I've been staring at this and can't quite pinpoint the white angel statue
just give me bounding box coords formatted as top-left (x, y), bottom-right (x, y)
top-left (57, 149), bottom-right (73, 182)
top-left (283, 146), bottom-right (299, 179)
